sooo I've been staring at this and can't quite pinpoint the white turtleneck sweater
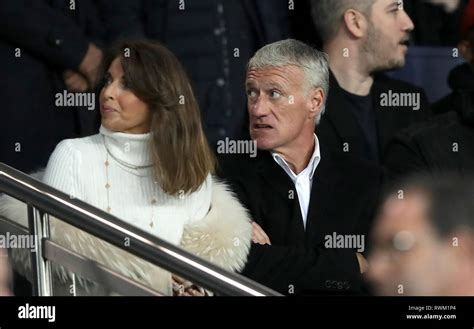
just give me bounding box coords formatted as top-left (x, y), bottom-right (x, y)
top-left (43, 126), bottom-right (212, 246)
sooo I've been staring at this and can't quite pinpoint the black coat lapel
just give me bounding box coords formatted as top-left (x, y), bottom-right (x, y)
top-left (256, 151), bottom-right (305, 245)
top-left (256, 151), bottom-right (294, 201)
top-left (304, 154), bottom-right (337, 244)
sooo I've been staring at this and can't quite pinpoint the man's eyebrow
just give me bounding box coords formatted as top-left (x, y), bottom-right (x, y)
top-left (386, 1), bottom-right (401, 10)
top-left (245, 80), bottom-right (286, 90)
top-left (267, 82), bottom-right (284, 89)
top-left (245, 81), bottom-right (256, 88)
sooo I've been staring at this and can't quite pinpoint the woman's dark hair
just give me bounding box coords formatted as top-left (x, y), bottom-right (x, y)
top-left (100, 39), bottom-right (215, 196)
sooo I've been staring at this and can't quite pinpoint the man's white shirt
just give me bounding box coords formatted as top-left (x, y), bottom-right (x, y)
top-left (271, 134), bottom-right (321, 229)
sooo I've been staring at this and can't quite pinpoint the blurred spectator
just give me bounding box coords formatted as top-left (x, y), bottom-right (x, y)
top-left (383, 107), bottom-right (474, 180)
top-left (432, 0), bottom-right (474, 114)
top-left (368, 174), bottom-right (474, 296)
top-left (384, 0), bottom-right (474, 180)
top-left (97, 0), bottom-right (290, 147)
top-left (0, 0), bottom-right (104, 172)
top-left (404, 0), bottom-right (468, 46)
top-left (311, 0), bottom-right (430, 165)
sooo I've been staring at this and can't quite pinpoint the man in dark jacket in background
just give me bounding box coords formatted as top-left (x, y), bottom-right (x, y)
top-left (384, 0), bottom-right (474, 181)
top-left (432, 0), bottom-right (474, 115)
top-left (311, 0), bottom-right (431, 165)
top-left (0, 0), bottom-right (105, 295)
top-left (98, 0), bottom-right (290, 147)
top-left (0, 0), bottom-right (104, 172)
top-left (403, 0), bottom-right (468, 47)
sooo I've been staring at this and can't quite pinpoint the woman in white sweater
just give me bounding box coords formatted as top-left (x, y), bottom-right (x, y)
top-left (40, 40), bottom-right (252, 295)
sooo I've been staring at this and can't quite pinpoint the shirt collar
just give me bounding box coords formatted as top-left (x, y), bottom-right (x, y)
top-left (271, 134), bottom-right (321, 180)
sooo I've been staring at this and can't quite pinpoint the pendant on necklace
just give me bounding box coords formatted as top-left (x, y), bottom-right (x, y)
top-left (150, 198), bottom-right (157, 228)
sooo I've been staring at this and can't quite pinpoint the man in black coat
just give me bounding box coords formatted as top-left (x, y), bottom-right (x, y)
top-left (403, 0), bottom-right (468, 47)
top-left (0, 0), bottom-right (104, 295)
top-left (219, 39), bottom-right (381, 295)
top-left (383, 109), bottom-right (474, 181)
top-left (384, 9), bottom-right (474, 181)
top-left (98, 0), bottom-right (290, 147)
top-left (432, 0), bottom-right (474, 115)
top-left (311, 0), bottom-right (431, 165)
top-left (0, 0), bottom-right (104, 172)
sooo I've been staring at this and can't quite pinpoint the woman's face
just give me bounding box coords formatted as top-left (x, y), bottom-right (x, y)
top-left (99, 57), bottom-right (152, 134)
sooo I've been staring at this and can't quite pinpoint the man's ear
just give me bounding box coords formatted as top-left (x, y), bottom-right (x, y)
top-left (458, 40), bottom-right (473, 62)
top-left (308, 87), bottom-right (324, 119)
top-left (343, 9), bottom-right (368, 39)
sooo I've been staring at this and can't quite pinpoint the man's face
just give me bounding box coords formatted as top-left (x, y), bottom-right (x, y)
top-left (361, 0), bottom-right (414, 73)
top-left (245, 65), bottom-right (319, 152)
top-left (368, 191), bottom-right (450, 296)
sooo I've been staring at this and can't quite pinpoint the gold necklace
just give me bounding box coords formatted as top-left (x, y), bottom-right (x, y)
top-left (102, 135), bottom-right (153, 170)
top-left (104, 152), bottom-right (157, 229)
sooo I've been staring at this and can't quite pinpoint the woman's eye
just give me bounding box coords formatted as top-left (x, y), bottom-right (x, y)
top-left (103, 75), bottom-right (112, 86)
top-left (121, 78), bottom-right (129, 89)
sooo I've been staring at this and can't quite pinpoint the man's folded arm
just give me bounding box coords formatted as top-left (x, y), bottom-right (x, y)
top-left (241, 243), bottom-right (362, 295)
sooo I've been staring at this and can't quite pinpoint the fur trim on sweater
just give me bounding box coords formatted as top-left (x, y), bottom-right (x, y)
top-left (0, 172), bottom-right (252, 295)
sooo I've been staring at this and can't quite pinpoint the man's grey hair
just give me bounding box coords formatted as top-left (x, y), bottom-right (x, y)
top-left (311, 0), bottom-right (376, 43)
top-left (247, 39), bottom-right (329, 124)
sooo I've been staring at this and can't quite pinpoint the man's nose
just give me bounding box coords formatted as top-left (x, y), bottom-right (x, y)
top-left (400, 9), bottom-right (415, 33)
top-left (249, 95), bottom-right (269, 117)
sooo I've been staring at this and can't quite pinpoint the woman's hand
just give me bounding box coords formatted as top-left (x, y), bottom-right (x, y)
top-left (252, 222), bottom-right (271, 245)
top-left (172, 275), bottom-right (205, 296)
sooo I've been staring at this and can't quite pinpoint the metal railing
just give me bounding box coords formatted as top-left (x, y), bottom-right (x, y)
top-left (0, 163), bottom-right (280, 296)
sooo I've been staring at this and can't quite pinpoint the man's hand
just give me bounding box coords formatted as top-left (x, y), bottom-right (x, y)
top-left (356, 252), bottom-right (369, 274)
top-left (63, 70), bottom-right (89, 92)
top-left (252, 222), bottom-right (271, 245)
top-left (78, 43), bottom-right (104, 88)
